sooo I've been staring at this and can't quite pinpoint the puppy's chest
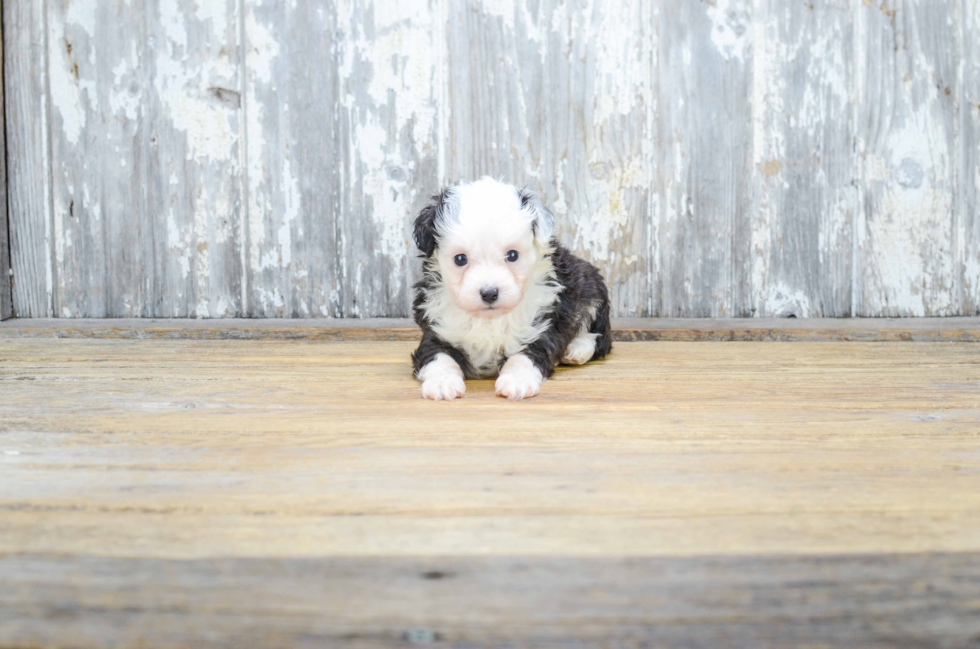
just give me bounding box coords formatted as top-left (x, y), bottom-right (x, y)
top-left (438, 318), bottom-right (540, 378)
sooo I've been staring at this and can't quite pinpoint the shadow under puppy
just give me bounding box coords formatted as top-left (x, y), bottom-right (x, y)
top-left (411, 177), bottom-right (612, 400)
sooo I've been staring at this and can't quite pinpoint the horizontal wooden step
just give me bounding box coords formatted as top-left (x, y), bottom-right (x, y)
top-left (2, 317), bottom-right (980, 342)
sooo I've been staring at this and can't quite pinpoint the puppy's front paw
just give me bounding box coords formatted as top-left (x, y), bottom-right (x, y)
top-left (421, 374), bottom-right (466, 401)
top-left (495, 354), bottom-right (543, 401)
top-left (418, 353), bottom-right (466, 401)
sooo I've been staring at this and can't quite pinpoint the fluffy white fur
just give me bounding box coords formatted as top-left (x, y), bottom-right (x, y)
top-left (417, 352), bottom-right (466, 401)
top-left (494, 353), bottom-right (543, 400)
top-left (561, 332), bottom-right (599, 365)
top-left (560, 302), bottom-right (600, 365)
top-left (417, 178), bottom-right (562, 379)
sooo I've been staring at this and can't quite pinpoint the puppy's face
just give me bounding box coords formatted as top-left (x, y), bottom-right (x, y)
top-left (415, 178), bottom-right (554, 319)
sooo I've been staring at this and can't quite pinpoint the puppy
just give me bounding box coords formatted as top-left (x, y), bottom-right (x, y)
top-left (411, 177), bottom-right (612, 400)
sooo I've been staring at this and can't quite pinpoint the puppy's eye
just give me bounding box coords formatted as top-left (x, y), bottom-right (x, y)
top-left (454, 254), bottom-right (468, 267)
top-left (506, 250), bottom-right (519, 262)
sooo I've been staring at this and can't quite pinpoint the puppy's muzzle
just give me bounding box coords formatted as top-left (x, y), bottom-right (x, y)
top-left (480, 287), bottom-right (499, 305)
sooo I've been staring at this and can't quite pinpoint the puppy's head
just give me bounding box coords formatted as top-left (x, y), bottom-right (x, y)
top-left (414, 177), bottom-right (555, 319)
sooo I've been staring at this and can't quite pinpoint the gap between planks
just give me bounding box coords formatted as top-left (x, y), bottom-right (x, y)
top-left (1, 317), bottom-right (980, 342)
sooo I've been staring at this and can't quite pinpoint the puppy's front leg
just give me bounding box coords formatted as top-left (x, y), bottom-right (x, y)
top-left (495, 353), bottom-right (544, 401)
top-left (418, 352), bottom-right (467, 401)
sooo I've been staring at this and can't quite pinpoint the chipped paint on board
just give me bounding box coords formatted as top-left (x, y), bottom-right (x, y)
top-left (706, 0), bottom-right (751, 61)
top-left (6, 0), bottom-right (977, 318)
top-left (155, 0), bottom-right (237, 164)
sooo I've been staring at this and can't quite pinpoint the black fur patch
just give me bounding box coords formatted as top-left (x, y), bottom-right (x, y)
top-left (410, 270), bottom-right (475, 378)
top-left (520, 242), bottom-right (612, 378)
top-left (517, 187), bottom-right (555, 241)
top-left (518, 187), bottom-right (533, 209)
top-left (413, 190), bottom-right (451, 258)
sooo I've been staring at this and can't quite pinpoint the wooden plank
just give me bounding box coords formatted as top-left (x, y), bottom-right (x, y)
top-left (446, 0), bottom-right (655, 316)
top-left (3, 0), bottom-right (53, 317)
top-left (46, 0), bottom-right (140, 317)
top-left (1, 338), bottom-right (978, 644)
top-left (658, 0), bottom-right (754, 317)
top-left (853, 0), bottom-right (959, 316)
top-left (142, 0), bottom-right (244, 317)
top-left (962, 0), bottom-right (980, 314)
top-left (44, 0), bottom-right (242, 317)
top-left (0, 6), bottom-right (10, 322)
top-left (243, 0), bottom-right (343, 318)
top-left (2, 553), bottom-right (978, 648)
top-left (750, 1), bottom-right (856, 317)
top-left (2, 317), bottom-right (980, 341)
top-left (4, 1), bottom-right (978, 320)
top-left (1, 340), bottom-right (978, 558)
top-left (337, 0), bottom-right (443, 317)
top-left (245, 0), bottom-right (441, 318)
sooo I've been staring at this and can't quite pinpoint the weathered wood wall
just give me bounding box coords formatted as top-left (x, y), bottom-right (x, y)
top-left (0, 1), bottom-right (10, 321)
top-left (3, 0), bottom-right (978, 318)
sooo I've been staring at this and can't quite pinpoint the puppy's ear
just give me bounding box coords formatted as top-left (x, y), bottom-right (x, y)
top-left (519, 188), bottom-right (555, 246)
top-left (413, 190), bottom-right (448, 257)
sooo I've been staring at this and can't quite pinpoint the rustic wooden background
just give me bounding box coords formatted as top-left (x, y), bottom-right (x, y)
top-left (4, 0), bottom-right (978, 319)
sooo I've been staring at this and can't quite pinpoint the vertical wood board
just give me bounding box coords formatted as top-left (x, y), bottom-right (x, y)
top-left (245, 0), bottom-right (441, 318)
top-left (2, 0), bottom-right (976, 317)
top-left (853, 0), bottom-right (959, 316)
top-left (44, 0), bottom-right (243, 318)
top-left (4, 0), bottom-right (53, 317)
top-left (447, 0), bottom-right (655, 316)
top-left (961, 0), bottom-right (980, 315)
top-left (657, 0), bottom-right (754, 317)
top-left (0, 3), bottom-right (10, 321)
top-left (750, 1), bottom-right (856, 317)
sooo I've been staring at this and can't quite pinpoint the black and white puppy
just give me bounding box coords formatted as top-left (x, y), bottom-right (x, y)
top-left (411, 177), bottom-right (612, 401)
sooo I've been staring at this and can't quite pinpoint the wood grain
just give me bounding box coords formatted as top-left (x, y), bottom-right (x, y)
top-left (1, 339), bottom-right (978, 559)
top-left (0, 7), bottom-right (10, 322)
top-left (447, 0), bottom-right (655, 316)
top-left (44, 0), bottom-right (243, 318)
top-left (751, 1), bottom-right (855, 317)
top-left (2, 554), bottom-right (979, 648)
top-left (4, 0), bottom-right (53, 317)
top-left (657, 0), bottom-right (753, 317)
top-left (854, 0), bottom-right (959, 316)
top-left (142, 0), bottom-right (244, 318)
top-left (244, 0), bottom-right (440, 318)
top-left (4, 1), bottom-right (980, 318)
top-left (243, 0), bottom-right (343, 318)
top-left (3, 316), bottom-right (980, 342)
top-left (0, 338), bottom-right (979, 646)
top-left (48, 0), bottom-right (138, 317)
top-left (337, 0), bottom-right (442, 318)
top-left (963, 0), bottom-right (980, 315)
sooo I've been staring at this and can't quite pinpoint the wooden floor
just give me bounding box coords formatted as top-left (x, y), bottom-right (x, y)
top-left (1, 330), bottom-right (979, 647)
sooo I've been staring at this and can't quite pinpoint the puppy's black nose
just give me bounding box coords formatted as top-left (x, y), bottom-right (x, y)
top-left (480, 287), bottom-right (499, 305)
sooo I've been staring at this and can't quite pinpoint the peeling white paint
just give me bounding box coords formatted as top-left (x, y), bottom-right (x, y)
top-left (335, 0), bottom-right (440, 301)
top-left (277, 155), bottom-right (300, 268)
top-left (193, 192), bottom-right (211, 317)
top-left (168, 208), bottom-right (192, 280)
top-left (591, 0), bottom-right (650, 126)
top-left (857, 12), bottom-right (956, 317)
top-left (48, 11), bottom-right (89, 146)
top-left (764, 283), bottom-right (812, 318)
top-left (480, 0), bottom-right (516, 30)
top-left (193, 0), bottom-right (229, 37)
top-left (706, 0), bottom-right (750, 61)
top-left (18, 0), bottom-right (975, 319)
top-left (109, 47), bottom-right (142, 122)
top-left (574, 155), bottom-right (649, 264)
top-left (245, 10), bottom-right (280, 84)
top-left (155, 0), bottom-right (237, 163)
